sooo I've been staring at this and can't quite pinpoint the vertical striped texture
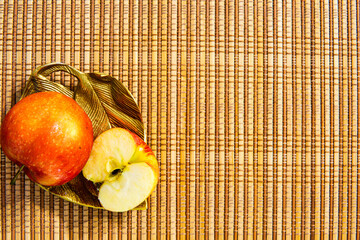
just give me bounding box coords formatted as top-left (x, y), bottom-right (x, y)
top-left (0, 0), bottom-right (359, 238)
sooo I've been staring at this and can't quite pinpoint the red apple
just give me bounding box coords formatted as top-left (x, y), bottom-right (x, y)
top-left (82, 128), bottom-right (159, 212)
top-left (1, 92), bottom-right (93, 186)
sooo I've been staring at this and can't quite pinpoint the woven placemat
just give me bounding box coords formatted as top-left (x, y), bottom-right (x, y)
top-left (1, 0), bottom-right (359, 238)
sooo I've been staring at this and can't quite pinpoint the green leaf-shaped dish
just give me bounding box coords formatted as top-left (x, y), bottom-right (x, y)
top-left (20, 63), bottom-right (146, 210)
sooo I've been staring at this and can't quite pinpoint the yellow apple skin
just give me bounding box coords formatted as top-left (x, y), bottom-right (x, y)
top-left (127, 130), bottom-right (160, 186)
top-left (1, 92), bottom-right (93, 186)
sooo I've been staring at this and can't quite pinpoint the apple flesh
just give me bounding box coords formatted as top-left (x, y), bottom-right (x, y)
top-left (82, 128), bottom-right (159, 212)
top-left (1, 92), bottom-right (93, 186)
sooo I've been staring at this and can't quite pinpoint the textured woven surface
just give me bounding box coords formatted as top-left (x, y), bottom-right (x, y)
top-left (1, 0), bottom-right (360, 238)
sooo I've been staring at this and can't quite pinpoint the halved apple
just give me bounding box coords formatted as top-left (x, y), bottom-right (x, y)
top-left (82, 128), bottom-right (159, 212)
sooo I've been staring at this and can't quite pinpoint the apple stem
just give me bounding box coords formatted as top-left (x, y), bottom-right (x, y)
top-left (10, 165), bottom-right (25, 185)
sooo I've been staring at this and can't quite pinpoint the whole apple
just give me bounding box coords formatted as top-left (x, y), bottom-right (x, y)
top-left (1, 92), bottom-right (93, 186)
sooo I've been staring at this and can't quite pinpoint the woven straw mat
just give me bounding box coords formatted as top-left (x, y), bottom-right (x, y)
top-left (1, 0), bottom-right (360, 239)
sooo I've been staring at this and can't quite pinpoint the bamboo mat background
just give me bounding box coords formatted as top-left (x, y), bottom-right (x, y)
top-left (0, 0), bottom-right (359, 238)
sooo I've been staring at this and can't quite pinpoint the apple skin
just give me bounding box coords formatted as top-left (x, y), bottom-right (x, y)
top-left (1, 92), bottom-right (93, 186)
top-left (127, 130), bottom-right (159, 182)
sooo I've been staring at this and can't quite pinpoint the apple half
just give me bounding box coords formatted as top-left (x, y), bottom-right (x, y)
top-left (82, 128), bottom-right (159, 212)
